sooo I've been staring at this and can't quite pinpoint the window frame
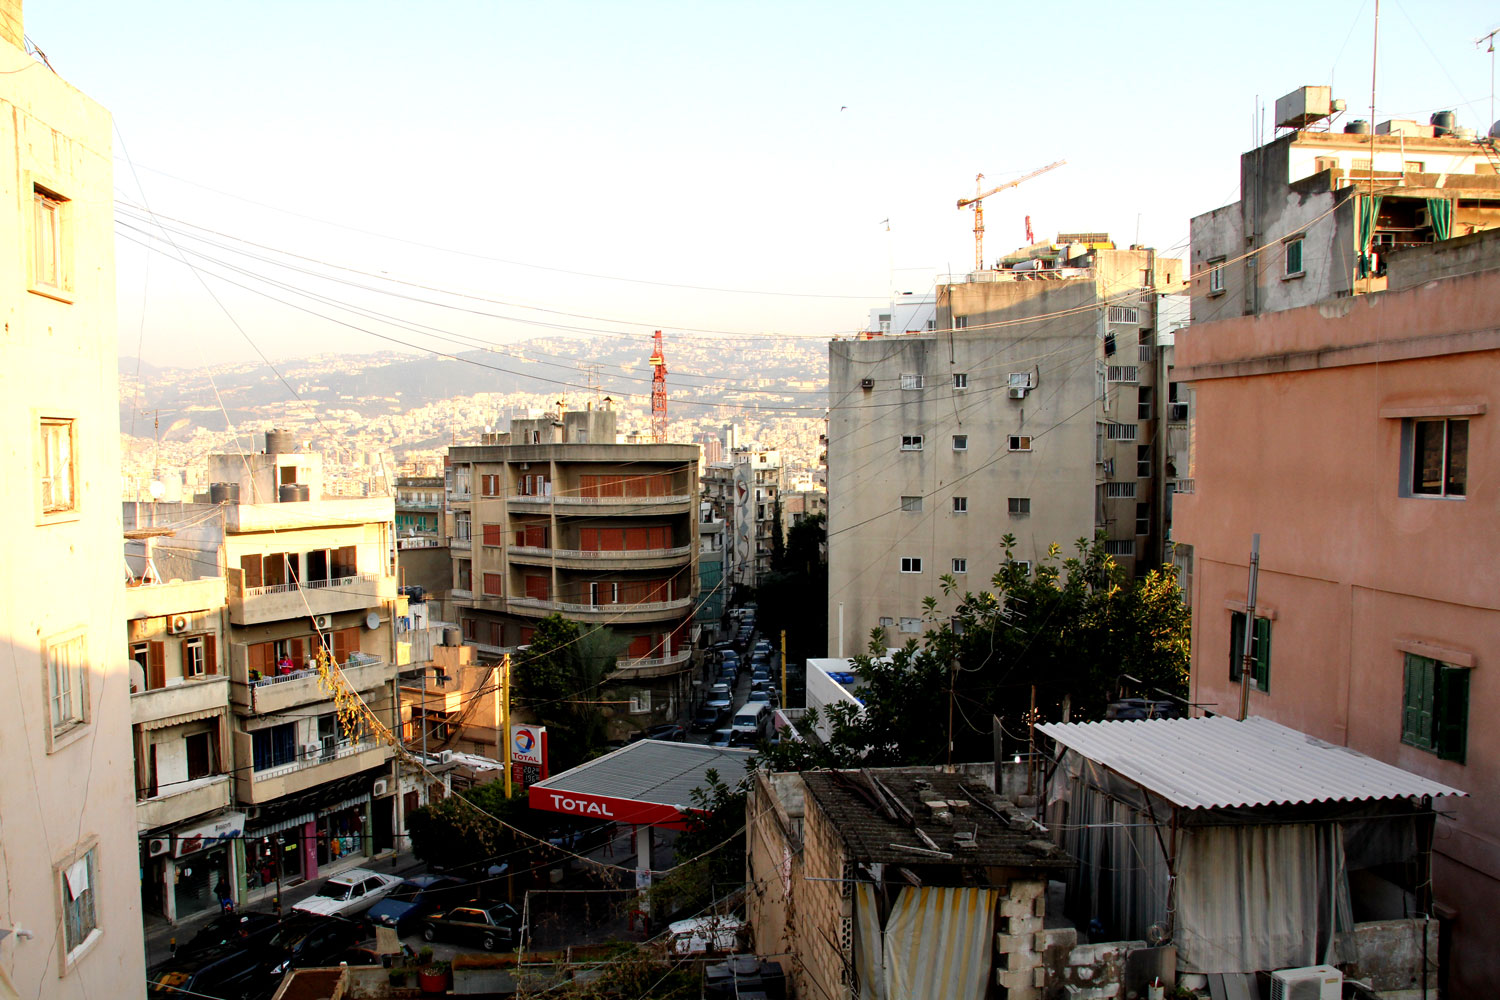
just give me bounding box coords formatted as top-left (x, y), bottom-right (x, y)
top-left (899, 435), bottom-right (924, 452)
top-left (1007, 497), bottom-right (1030, 516)
top-left (899, 556), bottom-right (923, 574)
top-left (951, 496), bottom-right (968, 514)
top-left (952, 434), bottom-right (968, 452)
top-left (898, 617), bottom-right (922, 634)
top-left (1207, 256), bottom-right (1226, 295)
top-left (29, 179), bottom-right (74, 302)
top-left (1228, 611), bottom-right (1272, 693)
top-left (44, 629), bottom-right (89, 751)
top-left (37, 414), bottom-right (78, 522)
top-left (899, 495), bottom-right (923, 513)
top-left (952, 373), bottom-right (968, 389)
top-left (1401, 653), bottom-right (1469, 762)
top-left (182, 636), bottom-right (206, 679)
top-left (1403, 417), bottom-right (1468, 499)
top-left (1283, 235), bottom-right (1305, 278)
top-left (899, 373), bottom-right (924, 390)
top-left (56, 841), bottom-right (100, 971)
top-left (1008, 435), bottom-right (1032, 452)
top-left (951, 557), bottom-right (967, 574)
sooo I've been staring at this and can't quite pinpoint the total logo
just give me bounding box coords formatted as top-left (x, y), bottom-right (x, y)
top-left (513, 729), bottom-right (536, 755)
top-left (547, 792), bottom-right (614, 818)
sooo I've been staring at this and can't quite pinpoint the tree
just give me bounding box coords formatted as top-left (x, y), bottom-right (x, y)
top-left (649, 768), bottom-right (749, 918)
top-left (759, 532), bottom-right (1189, 769)
top-left (754, 513), bottom-right (828, 701)
top-left (406, 783), bottom-right (555, 874)
top-left (513, 615), bottom-right (627, 773)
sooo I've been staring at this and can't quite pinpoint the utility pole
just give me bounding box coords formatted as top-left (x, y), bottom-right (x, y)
top-left (502, 653), bottom-right (513, 798)
top-left (780, 630), bottom-right (787, 709)
top-left (1477, 27), bottom-right (1500, 129)
top-left (1237, 534), bottom-right (1262, 721)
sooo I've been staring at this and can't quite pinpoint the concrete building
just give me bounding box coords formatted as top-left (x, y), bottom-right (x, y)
top-left (826, 237), bottom-right (1182, 657)
top-left (1189, 88), bottom-right (1500, 324)
top-left (444, 406), bottom-right (700, 734)
top-left (394, 475), bottom-right (444, 546)
top-left (1173, 230), bottom-right (1500, 997)
top-left (0, 6), bottom-right (148, 992)
top-left (124, 437), bottom-right (403, 900)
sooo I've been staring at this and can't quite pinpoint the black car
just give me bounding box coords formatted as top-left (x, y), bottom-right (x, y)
top-left (632, 723), bottom-right (687, 742)
top-left (1105, 698), bottom-right (1183, 720)
top-left (260, 914), bottom-right (371, 979)
top-left (176, 912), bottom-right (281, 961)
top-left (423, 902), bottom-right (522, 951)
top-left (149, 941), bottom-right (267, 999)
top-left (692, 707), bottom-right (723, 732)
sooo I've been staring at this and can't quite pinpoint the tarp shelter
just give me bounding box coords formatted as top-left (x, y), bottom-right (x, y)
top-left (1038, 716), bottom-right (1464, 975)
top-left (529, 741), bottom-right (753, 830)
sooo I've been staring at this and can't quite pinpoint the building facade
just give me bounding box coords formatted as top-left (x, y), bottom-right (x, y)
top-left (445, 407), bottom-right (700, 733)
top-left (0, 6), bottom-right (148, 991)
top-left (826, 238), bottom-right (1181, 657)
top-left (1174, 230), bottom-right (1500, 997)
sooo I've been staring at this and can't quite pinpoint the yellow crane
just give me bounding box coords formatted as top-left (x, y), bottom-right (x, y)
top-left (956, 159), bottom-right (1066, 273)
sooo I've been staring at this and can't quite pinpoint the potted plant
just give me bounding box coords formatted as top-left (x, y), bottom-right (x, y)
top-left (418, 959), bottom-right (450, 994)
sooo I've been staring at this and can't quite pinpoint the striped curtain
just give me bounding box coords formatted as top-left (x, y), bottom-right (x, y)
top-left (854, 884), bottom-right (997, 1000)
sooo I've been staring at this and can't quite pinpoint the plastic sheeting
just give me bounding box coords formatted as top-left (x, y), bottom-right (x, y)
top-left (854, 884), bottom-right (996, 1000)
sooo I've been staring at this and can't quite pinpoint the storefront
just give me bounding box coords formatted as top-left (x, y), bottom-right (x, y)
top-left (141, 811), bottom-right (245, 923)
top-left (241, 811), bottom-right (314, 900)
top-left (315, 794), bottom-right (372, 868)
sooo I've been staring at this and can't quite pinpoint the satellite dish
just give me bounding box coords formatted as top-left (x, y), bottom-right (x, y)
top-left (365, 612), bottom-right (380, 630)
top-left (149, 480), bottom-right (166, 498)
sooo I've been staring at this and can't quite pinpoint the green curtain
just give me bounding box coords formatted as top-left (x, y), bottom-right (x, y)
top-left (1358, 194), bottom-right (1383, 278)
top-left (1427, 198), bottom-right (1453, 243)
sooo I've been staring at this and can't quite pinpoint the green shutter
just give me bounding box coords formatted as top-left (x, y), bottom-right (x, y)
top-left (1404, 655), bottom-right (1436, 750)
top-left (1229, 612), bottom-right (1245, 682)
top-left (1254, 617), bottom-right (1272, 692)
top-left (1402, 656), bottom-right (1422, 745)
top-left (1435, 665), bottom-right (1469, 763)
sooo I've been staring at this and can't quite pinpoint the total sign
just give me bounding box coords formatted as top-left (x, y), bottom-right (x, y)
top-left (511, 725), bottom-right (547, 770)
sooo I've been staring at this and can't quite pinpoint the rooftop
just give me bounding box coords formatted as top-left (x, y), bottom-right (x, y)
top-left (1038, 715), bottom-right (1465, 810)
top-left (800, 769), bottom-right (1072, 870)
top-left (530, 741), bottom-right (754, 825)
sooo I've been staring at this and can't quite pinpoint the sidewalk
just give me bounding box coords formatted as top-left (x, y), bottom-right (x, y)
top-left (143, 849), bottom-right (427, 968)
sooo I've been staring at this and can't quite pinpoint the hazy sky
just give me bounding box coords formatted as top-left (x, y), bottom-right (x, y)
top-left (25, 0), bottom-right (1500, 367)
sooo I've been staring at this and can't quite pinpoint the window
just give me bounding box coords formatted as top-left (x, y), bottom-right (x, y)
top-left (185, 731), bottom-right (216, 780)
top-left (952, 373), bottom-right (968, 389)
top-left (456, 559), bottom-right (472, 592)
top-left (46, 632), bottom-right (87, 740)
top-left (454, 511), bottom-right (472, 542)
top-left (482, 572), bottom-right (502, 597)
top-left (1284, 236), bottom-right (1304, 277)
top-left (32, 185), bottom-right (71, 296)
top-left (878, 313), bottom-right (891, 334)
top-left (1008, 372), bottom-right (1031, 390)
top-left (482, 522), bottom-right (504, 546)
top-left (878, 616), bottom-right (895, 628)
top-left (900, 373), bottom-right (924, 390)
top-left (1107, 305), bottom-right (1139, 325)
top-left (1169, 382), bottom-right (1189, 422)
top-left (951, 496), bottom-right (968, 514)
top-left (461, 618), bottom-right (477, 641)
top-left (1228, 612), bottom-right (1271, 692)
top-left (629, 691), bottom-right (652, 714)
top-left (899, 557), bottom-right (922, 573)
top-left (951, 558), bottom-right (967, 574)
top-left (1107, 365), bottom-right (1139, 383)
top-left (952, 434), bottom-right (968, 451)
top-left (1009, 559), bottom-right (1032, 576)
top-left (926, 319), bottom-right (937, 331)
top-left (1408, 418), bottom-right (1467, 498)
top-left (900, 496), bottom-right (923, 512)
top-left (480, 474), bottom-right (501, 497)
top-left (183, 637), bottom-right (206, 679)
top-left (39, 417), bottom-right (76, 515)
top-left (900, 435), bottom-right (924, 451)
top-left (1106, 482), bottom-right (1137, 499)
top-left (1104, 539), bottom-right (1136, 557)
top-left (1106, 423), bottom-right (1138, 441)
top-left (1136, 502), bottom-right (1150, 536)
top-left (1137, 444), bottom-right (1152, 478)
top-left (1207, 256), bottom-right (1226, 295)
top-left (251, 722), bottom-right (298, 771)
top-left (59, 846), bottom-right (97, 959)
top-left (954, 316), bottom-right (969, 329)
top-left (898, 617), bottom-right (922, 633)
top-left (1008, 497), bottom-right (1030, 516)
top-left (1008, 435), bottom-right (1031, 452)
top-left (1138, 386), bottom-right (1152, 420)
top-left (1401, 654), bottom-right (1469, 762)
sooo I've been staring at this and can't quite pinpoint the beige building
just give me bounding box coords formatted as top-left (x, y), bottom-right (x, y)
top-left (0, 5), bottom-right (148, 993)
top-left (445, 406), bottom-right (700, 735)
top-left (826, 239), bottom-right (1181, 657)
top-left (124, 437), bottom-right (403, 899)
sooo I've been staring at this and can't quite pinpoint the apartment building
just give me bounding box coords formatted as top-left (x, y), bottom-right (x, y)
top-left (702, 447), bottom-right (783, 593)
top-left (0, 4), bottom-right (148, 992)
top-left (445, 406), bottom-right (700, 731)
top-left (1176, 215), bottom-right (1500, 997)
top-left (124, 437), bottom-right (403, 899)
top-left (826, 238), bottom-right (1181, 657)
top-left (394, 475), bottom-right (444, 545)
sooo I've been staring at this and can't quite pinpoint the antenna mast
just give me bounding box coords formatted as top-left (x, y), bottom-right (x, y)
top-left (649, 330), bottom-right (668, 444)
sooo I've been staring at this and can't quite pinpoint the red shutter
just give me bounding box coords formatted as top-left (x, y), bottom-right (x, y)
top-left (148, 641), bottom-right (166, 689)
top-left (625, 527), bottom-right (649, 551)
top-left (333, 628), bottom-right (354, 665)
top-left (204, 635), bottom-right (218, 674)
top-left (483, 573), bottom-right (503, 596)
top-left (519, 627), bottom-right (534, 645)
top-left (580, 528), bottom-right (598, 551)
top-left (627, 635), bottom-right (651, 659)
top-left (526, 525), bottom-right (546, 548)
top-left (240, 554), bottom-right (263, 589)
top-left (625, 474), bottom-right (646, 498)
top-left (489, 622), bottom-right (503, 646)
top-left (289, 637), bottom-right (304, 666)
top-left (526, 575), bottom-right (550, 600)
top-left (580, 475), bottom-right (600, 498)
top-left (602, 528), bottom-right (624, 551)
top-left (483, 523), bottom-right (503, 546)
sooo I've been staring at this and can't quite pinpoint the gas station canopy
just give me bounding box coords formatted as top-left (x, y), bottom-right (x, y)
top-left (529, 741), bottom-right (754, 829)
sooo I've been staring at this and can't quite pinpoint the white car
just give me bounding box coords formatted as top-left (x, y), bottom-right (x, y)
top-left (667, 915), bottom-right (743, 955)
top-left (291, 868), bottom-right (402, 918)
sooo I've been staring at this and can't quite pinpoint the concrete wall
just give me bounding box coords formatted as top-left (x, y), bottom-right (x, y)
top-left (1175, 270), bottom-right (1500, 998)
top-left (0, 27), bottom-right (147, 994)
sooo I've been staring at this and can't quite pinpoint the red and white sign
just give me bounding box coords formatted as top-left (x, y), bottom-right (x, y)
top-left (511, 725), bottom-right (547, 769)
top-left (530, 788), bottom-right (703, 829)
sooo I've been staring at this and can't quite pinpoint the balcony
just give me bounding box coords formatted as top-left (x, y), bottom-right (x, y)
top-left (234, 738), bottom-right (390, 805)
top-left (507, 544), bottom-right (693, 571)
top-left (137, 774), bottom-right (232, 832)
top-left (124, 577), bottom-right (227, 622)
top-left (223, 496), bottom-right (394, 534)
top-left (616, 649), bottom-right (693, 677)
top-left (505, 595), bottom-right (694, 624)
top-left (227, 569), bottom-right (396, 626)
top-left (1172, 478), bottom-right (1196, 495)
top-left (234, 653), bottom-right (392, 715)
top-left (508, 494), bottom-right (694, 514)
top-left (132, 675), bottom-right (230, 729)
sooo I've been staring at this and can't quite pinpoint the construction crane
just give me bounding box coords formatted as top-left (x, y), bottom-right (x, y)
top-left (956, 160), bottom-right (1066, 273)
top-left (649, 330), bottom-right (668, 444)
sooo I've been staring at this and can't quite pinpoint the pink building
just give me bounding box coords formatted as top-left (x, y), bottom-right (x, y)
top-left (1174, 231), bottom-right (1500, 997)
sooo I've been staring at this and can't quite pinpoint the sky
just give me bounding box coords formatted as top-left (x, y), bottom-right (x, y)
top-left (23, 0), bottom-right (1500, 367)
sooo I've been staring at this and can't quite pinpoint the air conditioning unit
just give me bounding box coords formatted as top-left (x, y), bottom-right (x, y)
top-left (434, 750), bottom-right (455, 764)
top-left (1270, 966), bottom-right (1342, 1000)
top-left (301, 742), bottom-right (323, 757)
top-left (147, 837), bottom-right (172, 857)
top-left (1008, 387), bottom-right (1028, 399)
top-left (859, 377), bottom-right (875, 390)
top-left (167, 615), bottom-right (191, 635)
top-left (313, 614), bottom-right (333, 630)
top-left (371, 778), bottom-right (389, 797)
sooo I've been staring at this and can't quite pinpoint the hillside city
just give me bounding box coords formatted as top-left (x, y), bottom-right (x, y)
top-left (5, 3), bottom-right (1500, 1000)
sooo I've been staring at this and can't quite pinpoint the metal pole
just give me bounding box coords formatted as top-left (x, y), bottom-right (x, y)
top-left (780, 629), bottom-right (787, 707)
top-left (1238, 534), bottom-right (1261, 721)
top-left (502, 653), bottom-right (513, 798)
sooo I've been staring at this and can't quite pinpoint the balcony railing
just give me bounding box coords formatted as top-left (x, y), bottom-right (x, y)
top-left (507, 596), bottom-right (694, 616)
top-left (509, 544), bottom-right (692, 560)
top-left (251, 739), bottom-right (380, 782)
top-left (244, 572), bottom-right (375, 599)
top-left (618, 649), bottom-right (692, 670)
top-left (1173, 479), bottom-right (1196, 494)
top-left (508, 494), bottom-right (693, 506)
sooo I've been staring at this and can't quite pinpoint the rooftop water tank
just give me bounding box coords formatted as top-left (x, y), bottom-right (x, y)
top-left (265, 428), bottom-right (297, 454)
top-left (1431, 110), bottom-right (1456, 136)
top-left (209, 482), bottom-right (240, 505)
top-left (1344, 120), bottom-right (1371, 135)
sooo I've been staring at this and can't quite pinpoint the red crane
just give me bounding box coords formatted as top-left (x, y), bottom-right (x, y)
top-left (649, 330), bottom-right (668, 443)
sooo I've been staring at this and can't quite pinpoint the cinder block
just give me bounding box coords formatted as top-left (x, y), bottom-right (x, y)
top-left (997, 968), bottom-right (1033, 990)
top-left (1009, 879), bottom-right (1046, 900)
top-left (1000, 898), bottom-right (1035, 919)
top-left (1033, 965), bottom-right (1047, 988)
top-left (1007, 915), bottom-right (1043, 936)
top-left (1006, 947), bottom-right (1040, 971)
top-left (996, 933), bottom-right (1027, 953)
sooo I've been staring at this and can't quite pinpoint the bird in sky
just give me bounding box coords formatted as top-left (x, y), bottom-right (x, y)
top-left (840, 106), bottom-right (847, 111)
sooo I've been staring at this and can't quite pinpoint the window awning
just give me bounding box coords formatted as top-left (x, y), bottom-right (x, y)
top-left (141, 707), bottom-right (223, 732)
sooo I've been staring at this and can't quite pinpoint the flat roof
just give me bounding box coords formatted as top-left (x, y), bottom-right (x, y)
top-left (530, 741), bottom-right (753, 827)
top-left (1038, 715), bottom-right (1465, 810)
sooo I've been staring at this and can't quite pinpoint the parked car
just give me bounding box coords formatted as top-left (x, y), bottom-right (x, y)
top-left (692, 707), bottom-right (723, 732)
top-left (667, 915), bottom-right (744, 955)
top-left (262, 914), bottom-right (372, 978)
top-left (367, 875), bottom-right (470, 936)
top-left (1105, 698), bottom-right (1183, 720)
top-left (709, 682), bottom-right (732, 700)
top-left (176, 912), bottom-right (280, 961)
top-left (149, 941), bottom-right (266, 999)
top-left (709, 727), bottom-right (734, 747)
top-left (747, 691), bottom-right (771, 706)
top-left (635, 723), bottom-right (687, 742)
top-left (291, 868), bottom-right (402, 917)
top-left (423, 902), bottom-right (522, 951)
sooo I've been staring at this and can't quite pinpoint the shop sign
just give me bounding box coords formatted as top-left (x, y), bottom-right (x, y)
top-left (531, 789), bottom-right (697, 828)
top-left (511, 724), bottom-right (547, 776)
top-left (173, 811), bottom-right (246, 858)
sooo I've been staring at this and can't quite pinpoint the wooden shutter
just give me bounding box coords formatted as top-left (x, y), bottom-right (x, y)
top-left (483, 573), bottom-right (503, 596)
top-left (336, 545), bottom-right (357, 578)
top-left (526, 525), bottom-right (546, 548)
top-left (625, 474), bottom-right (646, 498)
top-left (332, 628), bottom-right (353, 665)
top-left (249, 641), bottom-right (273, 678)
top-left (526, 575), bottom-right (549, 600)
top-left (579, 528), bottom-right (598, 551)
top-left (602, 528), bottom-right (624, 551)
top-left (148, 641), bottom-right (166, 690)
top-left (290, 637), bottom-right (305, 665)
top-left (1404, 655), bottom-right (1436, 750)
top-left (489, 622), bottom-right (503, 647)
top-left (625, 527), bottom-right (649, 551)
top-left (627, 635), bottom-right (651, 659)
top-left (1253, 617), bottom-right (1272, 692)
top-left (240, 554), bottom-right (263, 589)
top-left (1436, 664), bottom-right (1470, 762)
top-left (204, 635), bottom-right (217, 675)
top-left (580, 475), bottom-right (600, 498)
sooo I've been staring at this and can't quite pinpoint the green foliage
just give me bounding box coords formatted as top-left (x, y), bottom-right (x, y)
top-left (754, 513), bottom-right (828, 701)
top-left (406, 785), bottom-right (556, 872)
top-left (763, 532), bottom-right (1190, 767)
top-left (513, 614), bottom-right (627, 772)
top-left (650, 768), bottom-right (749, 918)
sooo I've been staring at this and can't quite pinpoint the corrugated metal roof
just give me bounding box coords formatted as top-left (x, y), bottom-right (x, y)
top-left (1037, 716), bottom-right (1465, 810)
top-left (531, 741), bottom-right (754, 807)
